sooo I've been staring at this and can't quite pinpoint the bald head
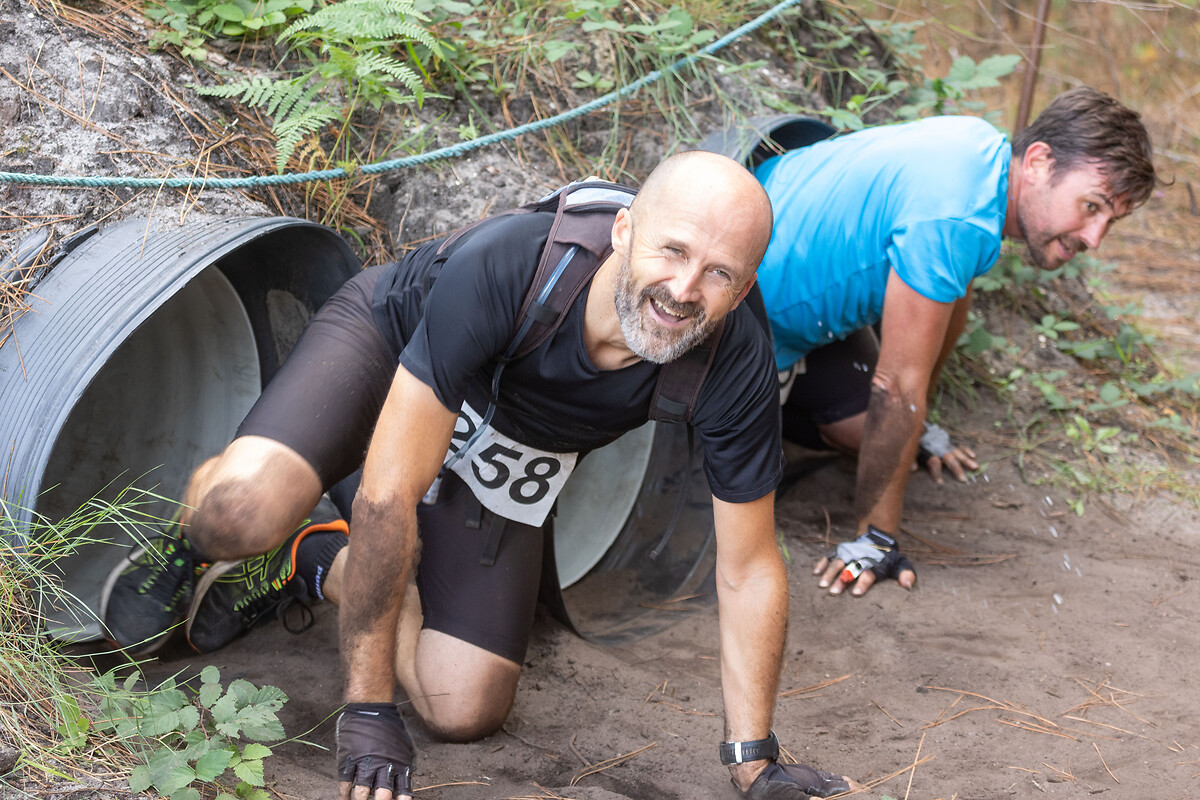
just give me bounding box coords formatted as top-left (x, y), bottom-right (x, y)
top-left (631, 150), bottom-right (775, 276)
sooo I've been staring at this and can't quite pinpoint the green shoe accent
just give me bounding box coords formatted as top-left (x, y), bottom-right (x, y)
top-left (185, 500), bottom-right (347, 653)
top-left (100, 531), bottom-right (199, 654)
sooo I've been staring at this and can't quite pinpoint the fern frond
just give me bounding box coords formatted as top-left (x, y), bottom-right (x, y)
top-left (281, 0), bottom-right (438, 53)
top-left (272, 101), bottom-right (341, 173)
top-left (194, 76), bottom-right (284, 105)
top-left (353, 52), bottom-right (424, 100)
top-left (268, 77), bottom-right (325, 120)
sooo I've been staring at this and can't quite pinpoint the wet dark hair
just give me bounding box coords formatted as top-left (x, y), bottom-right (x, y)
top-left (1011, 87), bottom-right (1158, 208)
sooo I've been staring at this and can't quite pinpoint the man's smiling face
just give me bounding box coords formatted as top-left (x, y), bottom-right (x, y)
top-left (611, 207), bottom-right (754, 365)
top-left (1016, 158), bottom-right (1132, 270)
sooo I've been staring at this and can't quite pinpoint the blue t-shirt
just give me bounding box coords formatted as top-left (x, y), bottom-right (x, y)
top-left (755, 115), bottom-right (1011, 369)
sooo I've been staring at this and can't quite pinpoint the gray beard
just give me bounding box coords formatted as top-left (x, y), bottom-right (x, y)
top-left (614, 256), bottom-right (714, 364)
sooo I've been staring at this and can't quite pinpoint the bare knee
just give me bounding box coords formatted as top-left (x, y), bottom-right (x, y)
top-left (818, 413), bottom-right (865, 455)
top-left (181, 437), bottom-right (321, 559)
top-left (419, 684), bottom-right (515, 743)
top-left (408, 635), bottom-right (521, 743)
top-left (187, 481), bottom-right (283, 559)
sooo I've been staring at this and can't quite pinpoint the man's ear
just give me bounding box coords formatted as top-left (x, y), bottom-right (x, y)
top-left (1022, 141), bottom-right (1055, 185)
top-left (611, 207), bottom-right (632, 256)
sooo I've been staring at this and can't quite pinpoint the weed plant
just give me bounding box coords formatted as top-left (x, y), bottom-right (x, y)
top-left (195, 0), bottom-right (442, 172)
top-left (0, 489), bottom-right (161, 790)
top-left (945, 250), bottom-right (1200, 514)
top-left (0, 489), bottom-right (294, 799)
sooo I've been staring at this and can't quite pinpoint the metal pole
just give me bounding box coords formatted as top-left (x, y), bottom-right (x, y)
top-left (1014, 0), bottom-right (1053, 135)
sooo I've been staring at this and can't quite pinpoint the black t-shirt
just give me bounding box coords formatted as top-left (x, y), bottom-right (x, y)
top-left (371, 210), bottom-right (783, 504)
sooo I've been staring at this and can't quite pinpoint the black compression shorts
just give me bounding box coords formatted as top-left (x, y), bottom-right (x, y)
top-left (236, 266), bottom-right (543, 664)
top-left (414, 472), bottom-right (544, 663)
top-left (781, 326), bottom-right (879, 447)
top-left (237, 266), bottom-right (394, 489)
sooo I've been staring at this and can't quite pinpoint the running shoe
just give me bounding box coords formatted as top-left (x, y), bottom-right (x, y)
top-left (100, 529), bottom-right (199, 655)
top-left (185, 498), bottom-right (348, 653)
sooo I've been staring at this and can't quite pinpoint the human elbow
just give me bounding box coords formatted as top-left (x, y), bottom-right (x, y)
top-left (870, 371), bottom-right (925, 420)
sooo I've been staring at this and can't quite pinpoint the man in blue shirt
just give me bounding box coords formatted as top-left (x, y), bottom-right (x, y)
top-left (756, 87), bottom-right (1157, 597)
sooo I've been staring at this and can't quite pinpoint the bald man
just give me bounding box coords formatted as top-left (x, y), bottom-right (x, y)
top-left (102, 152), bottom-right (855, 799)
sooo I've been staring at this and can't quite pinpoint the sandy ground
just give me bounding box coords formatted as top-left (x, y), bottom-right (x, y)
top-left (138, 405), bottom-right (1200, 800)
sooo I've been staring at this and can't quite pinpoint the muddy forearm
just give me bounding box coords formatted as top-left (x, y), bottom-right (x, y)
top-left (854, 379), bottom-right (925, 533)
top-left (340, 496), bottom-right (419, 702)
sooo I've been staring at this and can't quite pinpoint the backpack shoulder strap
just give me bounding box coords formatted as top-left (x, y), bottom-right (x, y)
top-left (648, 318), bottom-right (726, 424)
top-left (505, 181), bottom-right (636, 360)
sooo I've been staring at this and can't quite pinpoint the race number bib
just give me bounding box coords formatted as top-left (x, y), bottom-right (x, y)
top-left (444, 402), bottom-right (577, 527)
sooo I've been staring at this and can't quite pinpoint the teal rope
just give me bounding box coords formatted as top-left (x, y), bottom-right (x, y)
top-left (0, 0), bottom-right (802, 191)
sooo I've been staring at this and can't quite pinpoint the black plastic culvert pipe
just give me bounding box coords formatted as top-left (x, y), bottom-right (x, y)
top-left (0, 216), bottom-right (359, 640)
top-left (697, 114), bottom-right (837, 169)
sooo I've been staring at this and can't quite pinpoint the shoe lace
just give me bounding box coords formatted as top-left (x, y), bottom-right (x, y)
top-left (228, 556), bottom-right (313, 633)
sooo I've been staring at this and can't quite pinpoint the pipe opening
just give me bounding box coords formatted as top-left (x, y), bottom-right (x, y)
top-left (39, 267), bottom-right (260, 639)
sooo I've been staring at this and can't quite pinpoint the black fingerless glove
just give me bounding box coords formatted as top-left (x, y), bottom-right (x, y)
top-left (336, 702), bottom-right (415, 796)
top-left (863, 527), bottom-right (914, 581)
top-left (742, 761), bottom-right (852, 798)
top-left (835, 526), bottom-right (914, 582)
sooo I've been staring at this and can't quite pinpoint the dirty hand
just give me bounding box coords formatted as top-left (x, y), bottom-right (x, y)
top-left (916, 422), bottom-right (978, 484)
top-left (336, 702), bottom-right (414, 800)
top-left (813, 527), bottom-right (916, 597)
top-left (738, 762), bottom-right (858, 798)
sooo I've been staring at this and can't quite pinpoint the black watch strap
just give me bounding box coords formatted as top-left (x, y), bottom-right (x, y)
top-left (719, 730), bottom-right (779, 765)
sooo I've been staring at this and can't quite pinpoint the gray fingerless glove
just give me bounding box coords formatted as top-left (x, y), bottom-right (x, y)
top-left (835, 527), bottom-right (914, 581)
top-left (919, 421), bottom-right (954, 458)
top-left (336, 702), bottom-right (414, 796)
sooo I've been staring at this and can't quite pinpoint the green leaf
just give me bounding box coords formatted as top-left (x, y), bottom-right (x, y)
top-left (974, 54), bottom-right (1022, 82)
top-left (233, 757), bottom-right (265, 785)
top-left (963, 324), bottom-right (996, 355)
top-left (130, 764), bottom-right (153, 793)
top-left (148, 748), bottom-right (196, 795)
top-left (826, 107), bottom-right (863, 131)
top-left (211, 692), bottom-right (238, 724)
top-left (241, 743), bottom-right (273, 760)
top-left (581, 19), bottom-right (619, 32)
top-left (176, 705), bottom-right (201, 733)
top-left (171, 788), bottom-right (203, 800)
top-left (201, 665), bottom-right (221, 685)
top-left (181, 731), bottom-right (214, 761)
top-left (228, 679), bottom-right (258, 705)
top-left (542, 39), bottom-right (574, 62)
top-left (1098, 383), bottom-right (1123, 405)
top-left (248, 685), bottom-right (287, 707)
top-left (146, 708), bottom-right (182, 737)
top-left (200, 681), bottom-right (223, 709)
top-left (195, 749), bottom-right (235, 782)
top-left (213, 3), bottom-right (246, 21)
